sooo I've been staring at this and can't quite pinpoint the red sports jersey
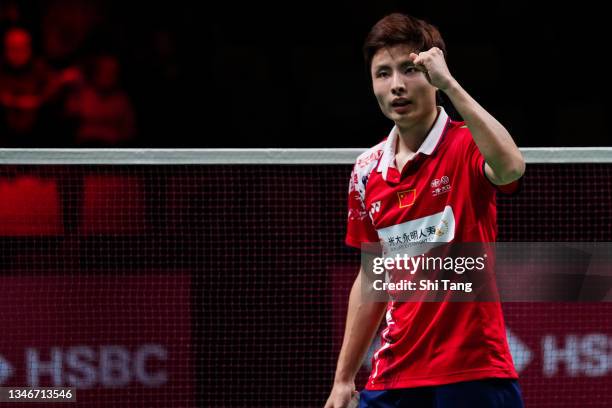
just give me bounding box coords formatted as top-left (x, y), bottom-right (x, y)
top-left (346, 107), bottom-right (519, 390)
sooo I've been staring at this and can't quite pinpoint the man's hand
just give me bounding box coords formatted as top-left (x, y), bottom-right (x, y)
top-left (408, 47), bottom-right (456, 92)
top-left (323, 381), bottom-right (359, 408)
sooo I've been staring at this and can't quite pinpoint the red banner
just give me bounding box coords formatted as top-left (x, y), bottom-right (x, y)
top-left (0, 274), bottom-right (194, 407)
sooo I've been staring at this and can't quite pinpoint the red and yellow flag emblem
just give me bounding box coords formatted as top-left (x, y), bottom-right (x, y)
top-left (397, 189), bottom-right (416, 208)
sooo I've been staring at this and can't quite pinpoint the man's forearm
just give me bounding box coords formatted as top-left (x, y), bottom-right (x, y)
top-left (333, 268), bottom-right (387, 383)
top-left (443, 80), bottom-right (525, 184)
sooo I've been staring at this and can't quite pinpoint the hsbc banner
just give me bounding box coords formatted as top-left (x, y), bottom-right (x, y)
top-left (0, 274), bottom-right (193, 407)
top-left (504, 304), bottom-right (612, 408)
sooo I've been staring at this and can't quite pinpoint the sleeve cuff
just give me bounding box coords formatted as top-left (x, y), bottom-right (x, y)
top-left (481, 160), bottom-right (523, 196)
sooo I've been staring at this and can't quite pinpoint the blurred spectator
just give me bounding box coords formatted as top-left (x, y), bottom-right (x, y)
top-left (0, 27), bottom-right (50, 146)
top-left (0, 1), bottom-right (20, 35)
top-left (41, 0), bottom-right (98, 70)
top-left (64, 54), bottom-right (136, 147)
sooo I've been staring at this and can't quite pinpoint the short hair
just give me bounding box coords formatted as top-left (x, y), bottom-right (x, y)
top-left (363, 13), bottom-right (446, 69)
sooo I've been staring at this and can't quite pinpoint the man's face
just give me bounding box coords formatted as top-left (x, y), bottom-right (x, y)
top-left (370, 44), bottom-right (437, 128)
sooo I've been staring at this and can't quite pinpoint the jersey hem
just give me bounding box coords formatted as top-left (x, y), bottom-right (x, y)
top-left (345, 235), bottom-right (379, 249)
top-left (364, 368), bottom-right (518, 390)
top-left (481, 160), bottom-right (523, 195)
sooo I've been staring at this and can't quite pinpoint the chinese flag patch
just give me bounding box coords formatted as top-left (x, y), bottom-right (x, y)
top-left (397, 189), bottom-right (416, 208)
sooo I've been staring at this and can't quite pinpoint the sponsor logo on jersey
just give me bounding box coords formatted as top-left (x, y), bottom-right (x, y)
top-left (431, 175), bottom-right (451, 197)
top-left (377, 206), bottom-right (456, 253)
top-left (369, 201), bottom-right (381, 221)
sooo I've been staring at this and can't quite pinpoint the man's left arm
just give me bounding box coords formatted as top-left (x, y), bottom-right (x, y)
top-left (409, 48), bottom-right (525, 185)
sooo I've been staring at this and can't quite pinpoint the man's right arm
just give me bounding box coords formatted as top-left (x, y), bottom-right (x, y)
top-left (323, 266), bottom-right (387, 408)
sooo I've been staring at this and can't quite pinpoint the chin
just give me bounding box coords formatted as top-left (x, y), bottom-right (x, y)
top-left (391, 111), bottom-right (417, 127)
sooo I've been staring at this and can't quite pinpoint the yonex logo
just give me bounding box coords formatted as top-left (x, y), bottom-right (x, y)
top-left (370, 201), bottom-right (381, 215)
top-left (369, 201), bottom-right (381, 222)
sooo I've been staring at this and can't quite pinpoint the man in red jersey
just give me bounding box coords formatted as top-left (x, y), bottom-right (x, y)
top-left (324, 13), bottom-right (525, 408)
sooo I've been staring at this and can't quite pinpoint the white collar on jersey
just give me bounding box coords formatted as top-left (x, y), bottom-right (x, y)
top-left (378, 106), bottom-right (449, 181)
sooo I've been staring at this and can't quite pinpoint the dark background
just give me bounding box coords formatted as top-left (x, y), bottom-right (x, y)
top-left (2, 0), bottom-right (610, 148)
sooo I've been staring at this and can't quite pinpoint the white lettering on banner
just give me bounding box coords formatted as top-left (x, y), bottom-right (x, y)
top-left (66, 346), bottom-right (96, 388)
top-left (136, 344), bottom-right (167, 386)
top-left (27, 348), bottom-right (62, 386)
top-left (506, 329), bottom-right (533, 373)
top-left (377, 205), bottom-right (456, 254)
top-left (543, 334), bottom-right (611, 377)
top-left (26, 344), bottom-right (168, 388)
top-left (100, 346), bottom-right (131, 387)
top-left (0, 355), bottom-right (13, 384)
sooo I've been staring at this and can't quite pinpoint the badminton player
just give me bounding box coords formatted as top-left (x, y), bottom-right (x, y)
top-left (324, 13), bottom-right (525, 408)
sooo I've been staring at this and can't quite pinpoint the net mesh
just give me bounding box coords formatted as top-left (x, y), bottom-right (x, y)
top-left (0, 162), bottom-right (610, 407)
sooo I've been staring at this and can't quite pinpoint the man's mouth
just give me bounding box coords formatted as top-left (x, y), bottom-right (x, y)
top-left (391, 98), bottom-right (412, 107)
top-left (391, 98), bottom-right (412, 113)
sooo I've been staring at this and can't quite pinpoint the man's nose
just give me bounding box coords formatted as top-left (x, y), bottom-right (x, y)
top-left (391, 72), bottom-right (405, 95)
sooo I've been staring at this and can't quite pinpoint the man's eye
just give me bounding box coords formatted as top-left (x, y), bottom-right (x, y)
top-left (405, 67), bottom-right (417, 74)
top-left (377, 71), bottom-right (389, 78)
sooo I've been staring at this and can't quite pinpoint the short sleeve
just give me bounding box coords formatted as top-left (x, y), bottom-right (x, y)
top-left (464, 135), bottom-right (521, 195)
top-left (345, 165), bottom-right (379, 248)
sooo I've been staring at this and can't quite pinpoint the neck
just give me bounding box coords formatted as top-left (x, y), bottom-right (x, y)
top-left (395, 107), bottom-right (440, 154)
